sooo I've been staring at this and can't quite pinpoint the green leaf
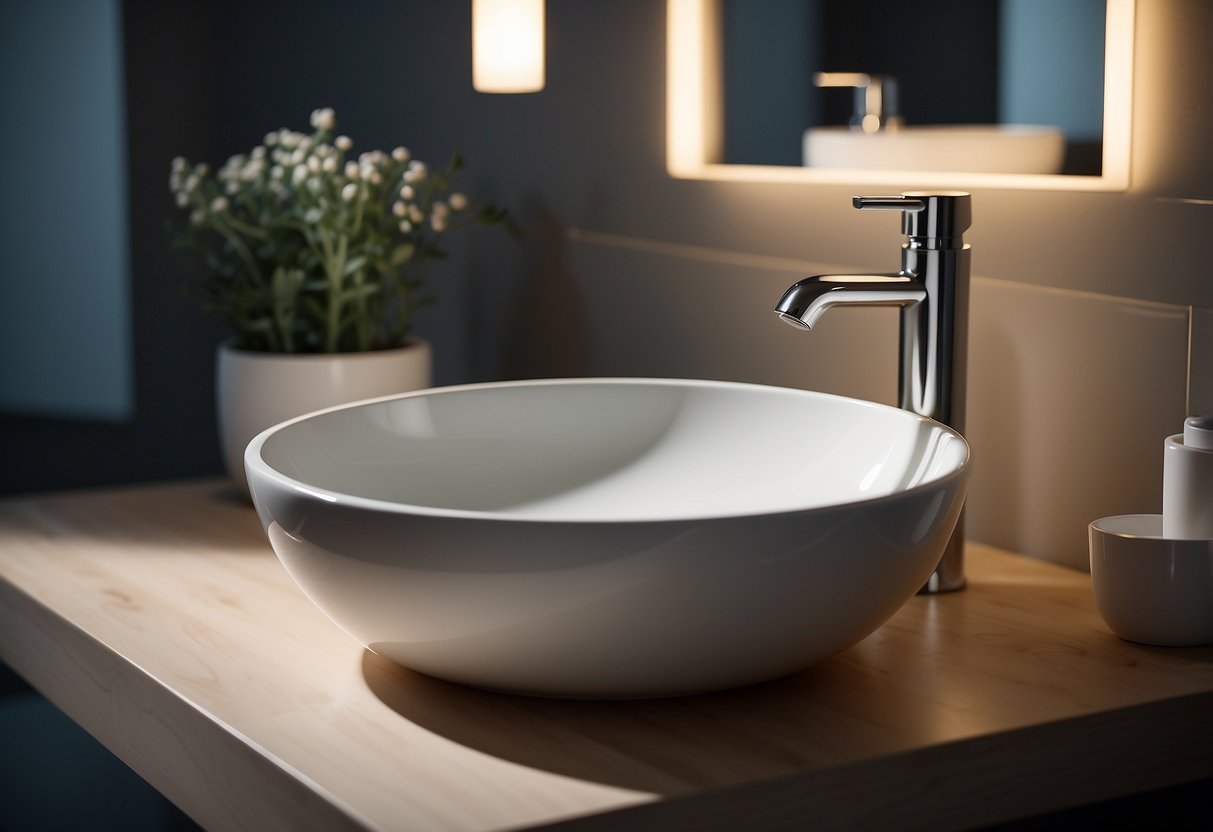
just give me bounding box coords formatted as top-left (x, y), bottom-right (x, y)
top-left (389, 244), bottom-right (416, 267)
top-left (342, 255), bottom-right (367, 277)
top-left (479, 204), bottom-right (508, 223)
top-left (341, 284), bottom-right (381, 302)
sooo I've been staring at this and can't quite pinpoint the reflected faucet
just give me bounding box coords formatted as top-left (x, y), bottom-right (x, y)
top-left (813, 72), bottom-right (903, 133)
top-left (774, 192), bottom-right (971, 593)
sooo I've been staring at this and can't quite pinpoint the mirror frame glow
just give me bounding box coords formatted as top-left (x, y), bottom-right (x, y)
top-left (667, 0), bottom-right (1134, 191)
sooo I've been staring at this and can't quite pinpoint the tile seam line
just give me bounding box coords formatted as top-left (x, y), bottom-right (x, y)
top-left (567, 227), bottom-right (1190, 312)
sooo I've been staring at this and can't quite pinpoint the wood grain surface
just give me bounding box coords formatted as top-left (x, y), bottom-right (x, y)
top-left (1, 480), bottom-right (1211, 830)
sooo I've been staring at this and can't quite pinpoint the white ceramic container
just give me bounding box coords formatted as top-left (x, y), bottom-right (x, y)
top-left (1162, 418), bottom-right (1213, 539)
top-left (246, 378), bottom-right (970, 698)
top-left (1089, 513), bottom-right (1213, 646)
top-left (217, 339), bottom-right (431, 495)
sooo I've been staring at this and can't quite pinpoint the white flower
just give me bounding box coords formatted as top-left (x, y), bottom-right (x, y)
top-left (195, 163), bottom-right (209, 176)
top-left (251, 146), bottom-right (266, 159)
top-left (264, 132), bottom-right (279, 146)
top-left (336, 135), bottom-right (353, 151)
top-left (280, 131), bottom-right (298, 149)
top-left (310, 107), bottom-right (336, 131)
top-left (399, 185), bottom-right (414, 200)
top-left (431, 215), bottom-right (447, 233)
top-left (307, 156), bottom-right (321, 173)
top-left (225, 180), bottom-right (240, 195)
top-left (271, 165), bottom-right (285, 180)
top-left (170, 171), bottom-right (182, 191)
top-left (368, 169), bottom-right (382, 185)
top-left (407, 204), bottom-right (424, 223)
top-left (211, 196), bottom-right (228, 213)
top-left (175, 192), bottom-right (189, 207)
top-left (391, 146), bottom-right (410, 162)
top-left (398, 220), bottom-right (412, 233)
top-left (304, 207), bottom-right (323, 223)
top-left (189, 209), bottom-right (205, 225)
top-left (344, 161), bottom-right (360, 179)
top-left (449, 192), bottom-right (468, 211)
top-left (307, 177), bottom-right (322, 193)
top-left (290, 149), bottom-right (306, 166)
top-left (291, 165), bottom-right (308, 185)
top-left (341, 183), bottom-right (359, 202)
top-left (392, 201), bottom-right (407, 217)
top-left (432, 200), bottom-right (450, 219)
top-left (403, 161), bottom-right (427, 184)
top-left (322, 156), bottom-right (338, 173)
top-left (184, 174), bottom-right (199, 193)
top-left (171, 156), bottom-right (186, 172)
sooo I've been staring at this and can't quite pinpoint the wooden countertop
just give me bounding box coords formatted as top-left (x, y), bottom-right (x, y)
top-left (1, 480), bottom-right (1210, 831)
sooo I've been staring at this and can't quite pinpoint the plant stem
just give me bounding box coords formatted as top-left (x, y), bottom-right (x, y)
top-left (211, 218), bottom-right (262, 287)
top-left (319, 229), bottom-right (347, 353)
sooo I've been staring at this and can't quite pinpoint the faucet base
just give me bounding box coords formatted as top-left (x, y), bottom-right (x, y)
top-left (918, 515), bottom-right (966, 594)
top-left (920, 571), bottom-right (967, 594)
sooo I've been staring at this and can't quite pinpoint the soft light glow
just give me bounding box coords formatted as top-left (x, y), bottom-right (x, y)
top-left (667, 0), bottom-right (722, 175)
top-left (667, 0), bottom-right (1136, 191)
top-left (473, 0), bottom-right (545, 93)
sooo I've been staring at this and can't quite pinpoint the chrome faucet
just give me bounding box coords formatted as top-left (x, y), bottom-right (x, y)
top-left (774, 192), bottom-right (971, 593)
top-left (813, 72), bottom-right (903, 133)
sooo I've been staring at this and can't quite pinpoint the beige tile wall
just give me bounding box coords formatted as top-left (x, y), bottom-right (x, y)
top-left (1190, 307), bottom-right (1213, 416)
top-left (562, 233), bottom-right (1195, 570)
top-left (966, 279), bottom-right (1189, 568)
top-left (559, 231), bottom-right (897, 404)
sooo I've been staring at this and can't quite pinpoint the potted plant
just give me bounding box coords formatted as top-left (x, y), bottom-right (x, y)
top-left (170, 107), bottom-right (503, 494)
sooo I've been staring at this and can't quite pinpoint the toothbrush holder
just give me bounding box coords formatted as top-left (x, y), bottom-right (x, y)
top-left (1089, 514), bottom-right (1213, 647)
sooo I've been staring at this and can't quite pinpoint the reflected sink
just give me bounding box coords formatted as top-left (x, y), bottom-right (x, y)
top-left (246, 378), bottom-right (969, 698)
top-left (804, 125), bottom-right (1065, 174)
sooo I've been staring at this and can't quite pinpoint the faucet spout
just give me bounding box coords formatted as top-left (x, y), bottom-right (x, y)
top-left (775, 274), bottom-right (926, 330)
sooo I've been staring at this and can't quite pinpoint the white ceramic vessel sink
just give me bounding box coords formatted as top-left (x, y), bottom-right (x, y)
top-left (247, 378), bottom-right (969, 698)
top-left (804, 124), bottom-right (1065, 174)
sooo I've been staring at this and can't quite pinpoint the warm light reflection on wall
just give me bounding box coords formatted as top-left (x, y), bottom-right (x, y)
top-left (667, 0), bottom-right (1135, 191)
top-left (473, 0), bottom-right (545, 93)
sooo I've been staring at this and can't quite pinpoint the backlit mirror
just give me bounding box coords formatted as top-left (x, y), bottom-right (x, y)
top-left (667, 0), bottom-right (1134, 190)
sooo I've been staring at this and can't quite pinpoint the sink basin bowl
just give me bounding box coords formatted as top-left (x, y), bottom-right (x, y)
top-left (804, 124), bottom-right (1065, 174)
top-left (247, 378), bottom-right (969, 698)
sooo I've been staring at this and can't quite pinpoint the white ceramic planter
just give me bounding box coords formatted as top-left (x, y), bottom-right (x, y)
top-left (217, 339), bottom-right (431, 495)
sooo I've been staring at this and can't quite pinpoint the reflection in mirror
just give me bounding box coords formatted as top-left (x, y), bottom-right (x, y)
top-left (722, 0), bottom-right (1105, 175)
top-left (666, 0), bottom-right (1134, 190)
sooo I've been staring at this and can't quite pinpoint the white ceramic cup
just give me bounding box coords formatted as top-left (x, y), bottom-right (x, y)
top-left (1089, 514), bottom-right (1213, 647)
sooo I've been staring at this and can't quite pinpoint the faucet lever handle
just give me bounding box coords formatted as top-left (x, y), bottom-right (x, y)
top-left (852, 196), bottom-right (926, 212)
top-left (854, 192), bottom-right (972, 247)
